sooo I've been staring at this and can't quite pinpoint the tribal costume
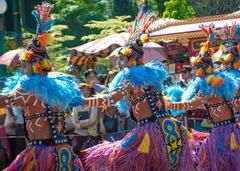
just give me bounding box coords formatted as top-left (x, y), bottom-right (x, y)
top-left (3, 2), bottom-right (84, 171)
top-left (167, 23), bottom-right (240, 171)
top-left (81, 7), bottom-right (194, 171)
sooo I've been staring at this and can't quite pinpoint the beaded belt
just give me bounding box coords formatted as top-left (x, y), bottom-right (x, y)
top-left (234, 112), bottom-right (240, 122)
top-left (138, 116), bottom-right (156, 125)
top-left (25, 112), bottom-right (64, 120)
top-left (28, 138), bottom-right (68, 146)
top-left (213, 118), bottom-right (236, 128)
top-left (137, 113), bottom-right (171, 125)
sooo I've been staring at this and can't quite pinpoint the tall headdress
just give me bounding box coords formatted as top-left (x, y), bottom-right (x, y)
top-left (191, 23), bottom-right (217, 77)
top-left (115, 7), bottom-right (158, 67)
top-left (20, 2), bottom-right (54, 73)
top-left (191, 23), bottom-right (224, 87)
top-left (218, 22), bottom-right (240, 69)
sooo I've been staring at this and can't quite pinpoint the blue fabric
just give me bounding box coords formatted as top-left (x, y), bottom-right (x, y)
top-left (14, 72), bottom-right (84, 111)
top-left (108, 60), bottom-right (168, 113)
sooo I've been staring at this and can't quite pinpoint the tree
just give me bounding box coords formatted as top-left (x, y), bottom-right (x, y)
top-left (52, 0), bottom-right (108, 47)
top-left (112, 0), bottom-right (138, 18)
top-left (163, 0), bottom-right (195, 19)
top-left (145, 0), bottom-right (168, 16)
top-left (188, 0), bottom-right (240, 17)
top-left (81, 16), bottom-right (131, 41)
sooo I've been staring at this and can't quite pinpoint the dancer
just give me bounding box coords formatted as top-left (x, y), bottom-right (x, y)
top-left (165, 24), bottom-right (240, 171)
top-left (2, 2), bottom-right (84, 170)
top-left (217, 22), bottom-right (240, 122)
top-left (81, 8), bottom-right (194, 171)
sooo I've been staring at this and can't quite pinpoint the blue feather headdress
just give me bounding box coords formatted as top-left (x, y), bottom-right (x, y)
top-left (108, 60), bottom-right (168, 113)
top-left (14, 73), bottom-right (84, 111)
top-left (1, 69), bottom-right (22, 95)
top-left (182, 72), bottom-right (238, 101)
top-left (166, 85), bottom-right (184, 116)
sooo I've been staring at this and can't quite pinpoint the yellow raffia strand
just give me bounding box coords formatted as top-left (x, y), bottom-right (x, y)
top-left (26, 159), bottom-right (35, 171)
top-left (230, 132), bottom-right (238, 151)
top-left (138, 132), bottom-right (150, 153)
top-left (182, 125), bottom-right (192, 140)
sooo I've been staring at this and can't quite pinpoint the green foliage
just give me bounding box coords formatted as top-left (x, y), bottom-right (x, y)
top-left (46, 25), bottom-right (75, 72)
top-left (188, 0), bottom-right (240, 17)
top-left (112, 0), bottom-right (138, 18)
top-left (146, 0), bottom-right (167, 15)
top-left (163, 0), bottom-right (195, 19)
top-left (81, 16), bottom-right (131, 41)
top-left (52, 0), bottom-right (108, 46)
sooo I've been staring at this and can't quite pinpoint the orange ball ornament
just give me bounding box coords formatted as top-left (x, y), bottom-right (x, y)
top-left (211, 76), bottom-right (224, 87)
top-left (196, 68), bottom-right (205, 78)
top-left (32, 63), bottom-right (43, 73)
top-left (140, 34), bottom-right (149, 44)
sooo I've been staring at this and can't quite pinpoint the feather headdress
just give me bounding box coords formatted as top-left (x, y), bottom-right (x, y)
top-left (116, 7), bottom-right (158, 67)
top-left (191, 23), bottom-right (217, 78)
top-left (218, 22), bottom-right (240, 69)
top-left (20, 2), bottom-right (54, 73)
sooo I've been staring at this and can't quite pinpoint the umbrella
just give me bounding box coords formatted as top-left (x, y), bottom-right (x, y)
top-left (0, 49), bottom-right (22, 66)
top-left (109, 42), bottom-right (167, 65)
top-left (71, 32), bottom-right (129, 57)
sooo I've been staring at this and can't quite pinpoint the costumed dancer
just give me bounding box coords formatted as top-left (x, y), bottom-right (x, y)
top-left (3, 2), bottom-right (84, 170)
top-left (81, 7), bottom-right (194, 171)
top-left (217, 22), bottom-right (240, 123)
top-left (165, 23), bottom-right (240, 171)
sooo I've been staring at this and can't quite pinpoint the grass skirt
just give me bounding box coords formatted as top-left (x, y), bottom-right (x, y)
top-left (4, 143), bottom-right (84, 171)
top-left (83, 118), bottom-right (194, 171)
top-left (197, 123), bottom-right (240, 171)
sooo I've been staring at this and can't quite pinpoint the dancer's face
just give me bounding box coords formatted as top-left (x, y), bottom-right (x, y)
top-left (21, 62), bottom-right (33, 75)
top-left (117, 56), bottom-right (128, 70)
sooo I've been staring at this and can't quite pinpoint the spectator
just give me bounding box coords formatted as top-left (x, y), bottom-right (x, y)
top-left (12, 107), bottom-right (26, 156)
top-left (4, 108), bottom-right (17, 162)
top-left (178, 66), bottom-right (192, 88)
top-left (84, 69), bottom-right (106, 95)
top-left (0, 108), bottom-right (10, 169)
top-left (71, 83), bottom-right (102, 154)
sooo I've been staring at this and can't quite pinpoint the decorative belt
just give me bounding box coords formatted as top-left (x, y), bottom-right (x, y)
top-left (25, 112), bottom-right (64, 120)
top-left (234, 112), bottom-right (240, 121)
top-left (28, 138), bottom-right (68, 146)
top-left (137, 113), bottom-right (171, 125)
top-left (138, 116), bottom-right (156, 125)
top-left (213, 118), bottom-right (236, 128)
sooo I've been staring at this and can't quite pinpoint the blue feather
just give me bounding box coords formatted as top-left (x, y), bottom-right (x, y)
top-left (1, 69), bottom-right (22, 95)
top-left (108, 60), bottom-right (168, 113)
top-left (190, 72), bottom-right (238, 100)
top-left (166, 86), bottom-right (184, 116)
top-left (181, 78), bottom-right (199, 101)
top-left (14, 73), bottom-right (83, 111)
top-left (32, 10), bottom-right (39, 24)
top-left (42, 20), bottom-right (54, 33)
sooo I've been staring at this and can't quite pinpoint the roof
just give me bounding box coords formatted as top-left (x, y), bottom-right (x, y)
top-left (149, 11), bottom-right (240, 41)
top-left (71, 32), bottom-right (129, 57)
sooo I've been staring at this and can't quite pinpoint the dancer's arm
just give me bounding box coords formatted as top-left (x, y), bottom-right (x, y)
top-left (166, 96), bottom-right (204, 110)
top-left (0, 88), bottom-right (28, 108)
top-left (84, 81), bottom-right (134, 109)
